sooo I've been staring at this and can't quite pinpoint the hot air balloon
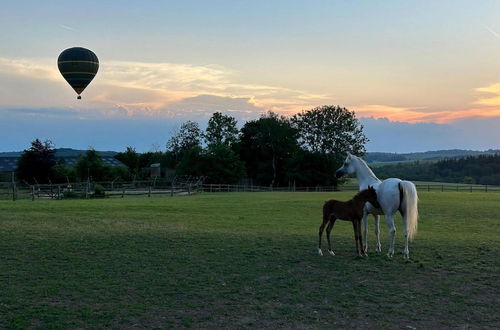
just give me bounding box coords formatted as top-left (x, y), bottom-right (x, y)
top-left (57, 47), bottom-right (99, 99)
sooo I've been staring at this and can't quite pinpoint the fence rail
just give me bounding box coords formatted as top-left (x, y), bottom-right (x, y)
top-left (1, 181), bottom-right (499, 201)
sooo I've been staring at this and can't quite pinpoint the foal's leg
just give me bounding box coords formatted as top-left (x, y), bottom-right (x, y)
top-left (318, 217), bottom-right (330, 256)
top-left (385, 214), bottom-right (396, 258)
top-left (326, 219), bottom-right (336, 256)
top-left (374, 215), bottom-right (381, 253)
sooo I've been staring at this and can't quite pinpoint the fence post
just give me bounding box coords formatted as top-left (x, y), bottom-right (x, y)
top-left (57, 186), bottom-right (61, 200)
top-left (427, 184), bottom-right (430, 192)
top-left (148, 185), bottom-right (151, 197)
top-left (122, 188), bottom-right (125, 198)
top-left (485, 185), bottom-right (488, 193)
top-left (441, 185), bottom-right (443, 192)
top-left (31, 185), bottom-right (35, 201)
top-left (171, 184), bottom-right (174, 197)
top-left (12, 183), bottom-right (17, 201)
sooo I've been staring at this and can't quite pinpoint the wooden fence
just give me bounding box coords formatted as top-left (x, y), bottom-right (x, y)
top-left (1, 181), bottom-right (499, 201)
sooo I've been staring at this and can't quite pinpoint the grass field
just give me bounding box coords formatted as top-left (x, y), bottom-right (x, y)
top-left (1, 192), bottom-right (499, 329)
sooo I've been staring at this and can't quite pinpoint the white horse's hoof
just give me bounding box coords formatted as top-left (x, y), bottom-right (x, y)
top-left (318, 248), bottom-right (323, 256)
top-left (376, 245), bottom-right (382, 253)
top-left (328, 250), bottom-right (335, 256)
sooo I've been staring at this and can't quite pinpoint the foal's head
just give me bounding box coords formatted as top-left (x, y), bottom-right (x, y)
top-left (356, 186), bottom-right (380, 208)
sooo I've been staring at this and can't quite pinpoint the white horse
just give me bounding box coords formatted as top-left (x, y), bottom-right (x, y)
top-left (335, 153), bottom-right (419, 259)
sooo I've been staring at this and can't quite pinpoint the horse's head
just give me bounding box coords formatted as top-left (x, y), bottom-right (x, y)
top-left (335, 153), bottom-right (356, 178)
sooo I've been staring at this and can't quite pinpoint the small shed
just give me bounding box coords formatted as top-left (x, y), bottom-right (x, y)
top-left (150, 163), bottom-right (161, 178)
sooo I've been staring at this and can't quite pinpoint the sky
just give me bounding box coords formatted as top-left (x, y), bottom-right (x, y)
top-left (1, 0), bottom-right (500, 153)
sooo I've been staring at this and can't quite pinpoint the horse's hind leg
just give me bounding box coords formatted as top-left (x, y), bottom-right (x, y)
top-left (326, 219), bottom-right (336, 256)
top-left (401, 211), bottom-right (410, 260)
top-left (385, 214), bottom-right (396, 258)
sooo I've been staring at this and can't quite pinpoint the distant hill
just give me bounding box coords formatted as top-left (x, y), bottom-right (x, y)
top-left (0, 148), bottom-right (122, 174)
top-left (364, 149), bottom-right (500, 164)
top-left (0, 148), bottom-right (118, 158)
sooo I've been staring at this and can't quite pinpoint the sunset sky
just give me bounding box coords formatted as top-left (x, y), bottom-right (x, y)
top-left (1, 0), bottom-right (500, 152)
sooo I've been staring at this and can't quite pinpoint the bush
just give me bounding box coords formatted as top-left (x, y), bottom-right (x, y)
top-left (93, 184), bottom-right (106, 198)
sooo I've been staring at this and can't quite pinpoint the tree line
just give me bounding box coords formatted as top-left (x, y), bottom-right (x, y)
top-left (374, 154), bottom-right (500, 185)
top-left (15, 106), bottom-right (368, 186)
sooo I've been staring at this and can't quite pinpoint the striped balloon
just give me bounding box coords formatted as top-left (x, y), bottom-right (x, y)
top-left (57, 47), bottom-right (99, 99)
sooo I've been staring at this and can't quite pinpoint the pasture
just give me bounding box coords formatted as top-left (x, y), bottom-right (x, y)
top-left (1, 192), bottom-right (499, 329)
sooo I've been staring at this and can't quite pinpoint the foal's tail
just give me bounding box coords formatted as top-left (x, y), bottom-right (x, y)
top-left (399, 181), bottom-right (419, 241)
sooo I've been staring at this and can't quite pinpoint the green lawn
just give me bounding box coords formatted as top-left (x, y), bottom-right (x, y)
top-left (1, 192), bottom-right (499, 329)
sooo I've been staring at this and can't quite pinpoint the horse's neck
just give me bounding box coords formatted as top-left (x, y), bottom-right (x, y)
top-left (354, 159), bottom-right (381, 188)
top-left (352, 195), bottom-right (368, 210)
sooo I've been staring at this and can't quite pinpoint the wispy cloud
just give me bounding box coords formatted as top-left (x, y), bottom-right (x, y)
top-left (59, 24), bottom-right (76, 32)
top-left (483, 25), bottom-right (500, 41)
top-left (475, 83), bottom-right (500, 106)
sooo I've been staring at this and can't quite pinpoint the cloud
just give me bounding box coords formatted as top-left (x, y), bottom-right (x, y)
top-left (0, 56), bottom-right (331, 117)
top-left (474, 83), bottom-right (500, 106)
top-left (352, 81), bottom-right (500, 124)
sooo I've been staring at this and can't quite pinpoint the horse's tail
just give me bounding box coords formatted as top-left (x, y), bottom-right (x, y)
top-left (399, 181), bottom-right (419, 241)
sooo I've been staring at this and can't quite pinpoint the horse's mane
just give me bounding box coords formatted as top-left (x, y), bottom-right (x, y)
top-left (351, 154), bottom-right (379, 181)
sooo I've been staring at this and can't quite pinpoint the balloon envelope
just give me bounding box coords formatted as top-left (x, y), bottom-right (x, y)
top-left (57, 47), bottom-right (99, 98)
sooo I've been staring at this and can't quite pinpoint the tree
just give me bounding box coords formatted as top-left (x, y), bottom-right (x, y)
top-left (203, 144), bottom-right (245, 184)
top-left (74, 149), bottom-right (113, 181)
top-left (239, 112), bottom-right (299, 186)
top-left (287, 150), bottom-right (340, 187)
top-left (291, 105), bottom-right (368, 156)
top-left (204, 112), bottom-right (239, 147)
top-left (16, 139), bottom-right (56, 184)
top-left (175, 145), bottom-right (205, 177)
top-left (114, 147), bottom-right (140, 176)
top-left (166, 121), bottom-right (202, 161)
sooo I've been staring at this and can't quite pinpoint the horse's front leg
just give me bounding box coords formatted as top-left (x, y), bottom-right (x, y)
top-left (352, 220), bottom-right (362, 256)
top-left (361, 210), bottom-right (369, 254)
top-left (357, 219), bottom-right (365, 256)
top-left (326, 219), bottom-right (336, 256)
top-left (374, 215), bottom-right (381, 253)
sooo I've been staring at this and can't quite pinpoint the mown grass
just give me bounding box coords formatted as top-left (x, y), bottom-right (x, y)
top-left (1, 192), bottom-right (499, 329)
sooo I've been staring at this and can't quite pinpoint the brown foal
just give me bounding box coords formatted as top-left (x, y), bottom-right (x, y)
top-left (318, 186), bottom-right (379, 256)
